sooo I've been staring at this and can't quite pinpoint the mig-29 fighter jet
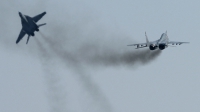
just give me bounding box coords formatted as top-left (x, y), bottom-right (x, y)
top-left (16, 12), bottom-right (46, 44)
top-left (128, 31), bottom-right (189, 50)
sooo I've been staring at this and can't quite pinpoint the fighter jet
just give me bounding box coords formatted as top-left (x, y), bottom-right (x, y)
top-left (16, 12), bottom-right (46, 44)
top-left (127, 31), bottom-right (189, 50)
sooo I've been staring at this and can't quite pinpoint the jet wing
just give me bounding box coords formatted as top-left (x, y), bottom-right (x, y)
top-left (32, 12), bottom-right (46, 23)
top-left (168, 41), bottom-right (189, 45)
top-left (16, 29), bottom-right (26, 44)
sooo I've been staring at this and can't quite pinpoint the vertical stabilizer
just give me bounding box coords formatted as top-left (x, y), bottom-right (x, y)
top-left (145, 32), bottom-right (150, 46)
top-left (165, 30), bottom-right (169, 42)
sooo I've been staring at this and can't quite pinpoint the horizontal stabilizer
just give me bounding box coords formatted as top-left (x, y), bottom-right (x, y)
top-left (135, 46), bottom-right (147, 49)
top-left (38, 23), bottom-right (46, 27)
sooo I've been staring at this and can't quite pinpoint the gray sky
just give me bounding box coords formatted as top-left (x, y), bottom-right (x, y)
top-left (0, 0), bottom-right (199, 112)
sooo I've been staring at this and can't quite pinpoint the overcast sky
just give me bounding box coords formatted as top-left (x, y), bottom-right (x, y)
top-left (0, 0), bottom-right (199, 112)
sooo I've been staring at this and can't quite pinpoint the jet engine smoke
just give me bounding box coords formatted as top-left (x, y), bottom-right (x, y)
top-left (39, 31), bottom-right (162, 68)
top-left (72, 43), bottom-right (161, 67)
top-left (34, 38), bottom-right (68, 112)
top-left (38, 32), bottom-right (113, 112)
top-left (37, 22), bottom-right (161, 111)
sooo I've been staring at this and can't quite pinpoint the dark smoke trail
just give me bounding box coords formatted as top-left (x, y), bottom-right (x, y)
top-left (40, 32), bottom-right (162, 67)
top-left (39, 29), bottom-right (161, 111)
top-left (34, 38), bottom-right (69, 112)
top-left (39, 32), bottom-right (113, 112)
top-left (76, 43), bottom-right (162, 67)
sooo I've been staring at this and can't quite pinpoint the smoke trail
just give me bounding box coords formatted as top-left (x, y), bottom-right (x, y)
top-left (78, 45), bottom-right (162, 67)
top-left (34, 38), bottom-right (68, 112)
top-left (39, 28), bottom-right (161, 111)
top-left (40, 31), bottom-right (162, 67)
top-left (39, 32), bottom-right (113, 112)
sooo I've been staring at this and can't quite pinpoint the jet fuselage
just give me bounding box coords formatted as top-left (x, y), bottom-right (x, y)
top-left (150, 33), bottom-right (169, 50)
top-left (19, 12), bottom-right (39, 36)
top-left (156, 33), bottom-right (169, 50)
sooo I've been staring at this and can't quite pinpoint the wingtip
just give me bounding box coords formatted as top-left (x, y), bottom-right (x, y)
top-left (42, 12), bottom-right (47, 15)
